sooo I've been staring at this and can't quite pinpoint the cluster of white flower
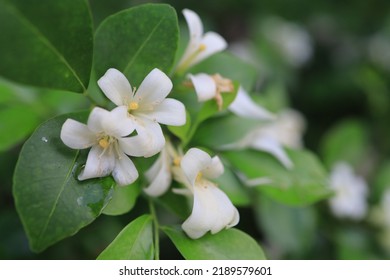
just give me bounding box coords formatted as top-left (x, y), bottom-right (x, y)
top-left (59, 8), bottom-right (312, 239)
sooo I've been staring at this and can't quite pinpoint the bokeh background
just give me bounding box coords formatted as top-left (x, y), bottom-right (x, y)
top-left (1, 0), bottom-right (390, 259)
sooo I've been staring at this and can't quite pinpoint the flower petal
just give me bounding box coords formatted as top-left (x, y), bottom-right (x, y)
top-left (101, 106), bottom-right (135, 137)
top-left (119, 118), bottom-right (165, 157)
top-left (251, 135), bottom-right (293, 169)
top-left (133, 68), bottom-right (173, 106)
top-left (112, 150), bottom-right (139, 186)
top-left (87, 107), bottom-right (110, 133)
top-left (189, 73), bottom-right (216, 101)
top-left (191, 31), bottom-right (227, 66)
top-left (202, 156), bottom-right (224, 179)
top-left (181, 148), bottom-right (211, 186)
top-left (147, 98), bottom-right (186, 126)
top-left (60, 119), bottom-right (96, 149)
top-left (97, 68), bottom-right (132, 106)
top-left (78, 145), bottom-right (115, 181)
top-left (182, 183), bottom-right (239, 239)
top-left (229, 87), bottom-right (275, 120)
top-left (144, 150), bottom-right (172, 197)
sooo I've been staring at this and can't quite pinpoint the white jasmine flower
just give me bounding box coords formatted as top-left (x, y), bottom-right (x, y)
top-left (143, 141), bottom-right (181, 197)
top-left (328, 162), bottom-right (368, 220)
top-left (188, 73), bottom-right (235, 110)
top-left (228, 87), bottom-right (275, 120)
top-left (175, 9), bottom-right (227, 74)
top-left (60, 107), bottom-right (140, 186)
top-left (178, 148), bottom-right (239, 239)
top-left (98, 68), bottom-right (186, 157)
top-left (221, 109), bottom-right (305, 169)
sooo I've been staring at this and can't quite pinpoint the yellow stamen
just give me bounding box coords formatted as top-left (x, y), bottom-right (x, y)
top-left (173, 157), bottom-right (181, 166)
top-left (98, 138), bottom-right (110, 149)
top-left (128, 101), bottom-right (139, 111)
top-left (199, 43), bottom-right (207, 52)
top-left (196, 172), bottom-right (203, 182)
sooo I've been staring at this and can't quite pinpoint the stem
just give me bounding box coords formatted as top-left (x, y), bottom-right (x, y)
top-left (148, 198), bottom-right (160, 260)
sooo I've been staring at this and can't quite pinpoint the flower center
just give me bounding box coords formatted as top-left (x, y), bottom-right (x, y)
top-left (173, 157), bottom-right (181, 166)
top-left (196, 172), bottom-right (203, 182)
top-left (128, 101), bottom-right (139, 111)
top-left (98, 136), bottom-right (110, 149)
top-left (198, 43), bottom-right (207, 52)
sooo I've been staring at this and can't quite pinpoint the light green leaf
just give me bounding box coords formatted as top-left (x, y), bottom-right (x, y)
top-left (0, 0), bottom-right (93, 92)
top-left (102, 183), bottom-right (141, 216)
top-left (13, 112), bottom-right (114, 252)
top-left (223, 149), bottom-right (332, 206)
top-left (94, 3), bottom-right (179, 86)
top-left (320, 119), bottom-right (369, 169)
top-left (190, 52), bottom-right (258, 90)
top-left (0, 105), bottom-right (40, 152)
top-left (168, 110), bottom-right (191, 142)
top-left (97, 215), bottom-right (154, 260)
top-left (163, 226), bottom-right (266, 260)
top-left (254, 194), bottom-right (317, 256)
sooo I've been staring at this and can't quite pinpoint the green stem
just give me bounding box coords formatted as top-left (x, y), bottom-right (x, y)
top-left (148, 198), bottom-right (160, 260)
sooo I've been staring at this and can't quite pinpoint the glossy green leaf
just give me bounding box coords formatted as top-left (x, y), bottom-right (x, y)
top-left (94, 3), bottom-right (179, 86)
top-left (0, 0), bottom-right (93, 92)
top-left (13, 112), bottom-right (114, 252)
top-left (0, 105), bottom-right (40, 152)
top-left (191, 52), bottom-right (258, 90)
top-left (223, 149), bottom-right (332, 206)
top-left (254, 194), bottom-right (317, 256)
top-left (163, 226), bottom-right (266, 260)
top-left (97, 215), bottom-right (154, 260)
top-left (102, 183), bottom-right (141, 216)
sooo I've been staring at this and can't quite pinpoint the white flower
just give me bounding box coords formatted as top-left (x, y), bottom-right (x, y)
top-left (175, 9), bottom-right (227, 74)
top-left (188, 73), bottom-right (235, 110)
top-left (328, 162), bottom-right (368, 220)
top-left (221, 109), bottom-right (305, 169)
top-left (98, 68), bottom-right (186, 157)
top-left (178, 148), bottom-right (239, 239)
top-left (143, 141), bottom-right (181, 197)
top-left (60, 106), bottom-right (140, 186)
top-left (228, 87), bottom-right (275, 120)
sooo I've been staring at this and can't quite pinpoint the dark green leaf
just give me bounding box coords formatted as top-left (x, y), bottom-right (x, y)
top-left (97, 215), bottom-right (154, 260)
top-left (94, 3), bottom-right (179, 86)
top-left (223, 149), bottom-right (332, 206)
top-left (102, 183), bottom-right (141, 216)
top-left (163, 226), bottom-right (266, 260)
top-left (0, 0), bottom-right (93, 92)
top-left (13, 112), bottom-right (114, 252)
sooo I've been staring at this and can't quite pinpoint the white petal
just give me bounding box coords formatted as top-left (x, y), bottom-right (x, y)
top-left (133, 68), bottom-right (173, 106)
top-left (189, 73), bottom-right (216, 101)
top-left (112, 150), bottom-right (138, 186)
top-left (229, 87), bottom-right (275, 120)
top-left (87, 107), bottom-right (110, 133)
top-left (119, 117), bottom-right (165, 157)
top-left (147, 98), bottom-right (186, 126)
top-left (144, 150), bottom-right (172, 197)
top-left (251, 136), bottom-right (293, 169)
top-left (78, 145), bottom-right (115, 181)
top-left (60, 119), bottom-right (96, 149)
top-left (182, 183), bottom-right (239, 239)
top-left (181, 148), bottom-right (211, 186)
top-left (97, 68), bottom-right (132, 106)
top-left (191, 32), bottom-right (227, 66)
top-left (202, 156), bottom-right (224, 179)
top-left (101, 106), bottom-right (135, 137)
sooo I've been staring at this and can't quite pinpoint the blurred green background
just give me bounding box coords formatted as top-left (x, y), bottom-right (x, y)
top-left (1, 0), bottom-right (390, 259)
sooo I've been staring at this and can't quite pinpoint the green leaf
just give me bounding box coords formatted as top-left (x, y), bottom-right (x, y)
top-left (190, 52), bottom-right (258, 90)
top-left (13, 112), bottom-right (114, 252)
top-left (163, 226), bottom-right (266, 260)
top-left (223, 149), bottom-right (332, 206)
top-left (0, 0), bottom-right (93, 92)
top-left (102, 183), bottom-right (141, 216)
top-left (94, 3), bottom-right (179, 86)
top-left (168, 110), bottom-right (191, 142)
top-left (97, 215), bottom-right (154, 260)
top-left (254, 194), bottom-right (317, 256)
top-left (0, 105), bottom-right (40, 152)
top-left (320, 119), bottom-right (369, 169)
